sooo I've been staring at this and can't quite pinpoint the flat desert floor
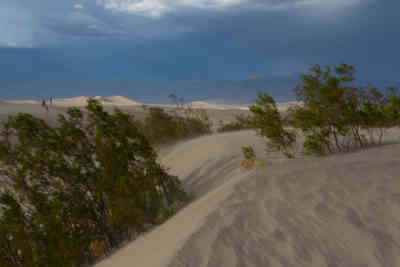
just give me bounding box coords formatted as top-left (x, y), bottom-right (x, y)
top-left (1, 98), bottom-right (400, 267)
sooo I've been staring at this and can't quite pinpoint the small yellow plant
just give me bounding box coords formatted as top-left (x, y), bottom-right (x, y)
top-left (240, 145), bottom-right (265, 171)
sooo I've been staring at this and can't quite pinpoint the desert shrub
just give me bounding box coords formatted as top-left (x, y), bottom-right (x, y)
top-left (217, 114), bottom-right (252, 133)
top-left (383, 87), bottom-right (400, 125)
top-left (140, 104), bottom-right (211, 146)
top-left (240, 145), bottom-right (265, 170)
top-left (292, 63), bottom-right (400, 154)
top-left (242, 145), bottom-right (255, 159)
top-left (248, 63), bottom-right (400, 157)
top-left (240, 146), bottom-right (256, 170)
top-left (249, 92), bottom-right (296, 158)
top-left (0, 99), bottom-right (187, 267)
top-left (142, 107), bottom-right (179, 143)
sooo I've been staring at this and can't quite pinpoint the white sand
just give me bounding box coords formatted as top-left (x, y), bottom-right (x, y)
top-left (96, 128), bottom-right (400, 267)
top-left (51, 96), bottom-right (142, 107)
top-left (187, 101), bottom-right (250, 110)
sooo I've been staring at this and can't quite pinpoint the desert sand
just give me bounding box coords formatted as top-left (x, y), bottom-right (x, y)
top-left (95, 129), bottom-right (400, 267)
top-left (1, 96), bottom-right (399, 267)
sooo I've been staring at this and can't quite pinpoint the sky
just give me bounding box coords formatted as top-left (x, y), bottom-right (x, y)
top-left (0, 0), bottom-right (399, 103)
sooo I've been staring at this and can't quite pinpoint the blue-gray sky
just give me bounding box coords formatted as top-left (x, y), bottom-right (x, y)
top-left (0, 0), bottom-right (399, 103)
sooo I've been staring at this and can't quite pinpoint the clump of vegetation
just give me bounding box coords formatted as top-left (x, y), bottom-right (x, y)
top-left (138, 106), bottom-right (211, 146)
top-left (217, 114), bottom-right (253, 133)
top-left (242, 145), bottom-right (256, 159)
top-left (248, 63), bottom-right (400, 158)
top-left (249, 92), bottom-right (296, 158)
top-left (240, 145), bottom-right (265, 170)
top-left (0, 99), bottom-right (187, 267)
top-left (136, 93), bottom-right (212, 146)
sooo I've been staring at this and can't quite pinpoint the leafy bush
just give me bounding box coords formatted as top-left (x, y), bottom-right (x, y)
top-left (240, 146), bottom-right (256, 170)
top-left (240, 145), bottom-right (265, 170)
top-left (217, 114), bottom-right (253, 133)
top-left (249, 92), bottom-right (296, 158)
top-left (0, 99), bottom-right (187, 267)
top-left (248, 63), bottom-right (400, 157)
top-left (292, 63), bottom-right (400, 154)
top-left (139, 105), bottom-right (211, 146)
top-left (241, 145), bottom-right (255, 159)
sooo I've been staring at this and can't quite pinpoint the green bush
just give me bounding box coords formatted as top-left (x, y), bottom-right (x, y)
top-left (249, 92), bottom-right (296, 158)
top-left (248, 63), bottom-right (400, 157)
top-left (241, 145), bottom-right (255, 160)
top-left (0, 99), bottom-right (187, 267)
top-left (217, 114), bottom-right (253, 133)
top-left (140, 106), bottom-right (211, 146)
top-left (292, 63), bottom-right (400, 154)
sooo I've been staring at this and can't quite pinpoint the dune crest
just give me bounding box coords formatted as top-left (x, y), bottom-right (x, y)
top-left (187, 101), bottom-right (250, 110)
top-left (3, 99), bottom-right (41, 105)
top-left (51, 96), bottom-right (142, 107)
top-left (3, 96), bottom-right (300, 112)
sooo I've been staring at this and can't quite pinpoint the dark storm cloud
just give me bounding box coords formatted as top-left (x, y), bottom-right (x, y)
top-left (0, 0), bottom-right (399, 102)
top-left (0, 0), bottom-right (372, 47)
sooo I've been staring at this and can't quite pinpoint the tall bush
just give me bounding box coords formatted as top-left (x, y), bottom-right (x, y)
top-left (217, 114), bottom-right (253, 133)
top-left (292, 63), bottom-right (400, 154)
top-left (0, 99), bottom-right (186, 267)
top-left (249, 63), bottom-right (400, 157)
top-left (140, 105), bottom-right (211, 146)
top-left (249, 92), bottom-right (296, 158)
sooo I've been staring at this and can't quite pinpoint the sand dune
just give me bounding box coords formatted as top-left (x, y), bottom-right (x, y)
top-left (96, 131), bottom-right (269, 267)
top-left (3, 99), bottom-right (41, 105)
top-left (2, 96), bottom-right (141, 107)
top-left (187, 101), bottom-right (250, 110)
top-left (96, 129), bottom-right (400, 267)
top-left (1, 99), bottom-right (399, 267)
top-left (186, 100), bottom-right (299, 111)
top-left (2, 96), bottom-right (299, 112)
top-left (51, 96), bottom-right (142, 107)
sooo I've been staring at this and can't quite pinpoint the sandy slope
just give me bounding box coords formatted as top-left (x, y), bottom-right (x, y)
top-left (95, 131), bottom-right (268, 267)
top-left (96, 129), bottom-right (400, 267)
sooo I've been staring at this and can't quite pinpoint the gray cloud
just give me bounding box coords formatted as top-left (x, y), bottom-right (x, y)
top-left (0, 0), bottom-right (371, 48)
top-left (44, 11), bottom-right (127, 37)
top-left (96, 0), bottom-right (367, 18)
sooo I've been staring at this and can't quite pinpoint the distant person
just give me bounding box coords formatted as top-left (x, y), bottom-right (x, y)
top-left (50, 97), bottom-right (53, 106)
top-left (42, 99), bottom-right (49, 112)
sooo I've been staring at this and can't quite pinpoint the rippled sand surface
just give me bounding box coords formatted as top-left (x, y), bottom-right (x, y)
top-left (97, 129), bottom-right (400, 267)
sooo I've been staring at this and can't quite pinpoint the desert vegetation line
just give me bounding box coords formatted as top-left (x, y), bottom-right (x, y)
top-left (248, 63), bottom-right (400, 158)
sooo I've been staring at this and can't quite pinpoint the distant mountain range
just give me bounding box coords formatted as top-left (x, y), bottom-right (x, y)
top-left (1, 76), bottom-right (299, 105)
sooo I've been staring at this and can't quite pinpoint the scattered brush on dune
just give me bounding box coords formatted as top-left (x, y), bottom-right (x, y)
top-left (217, 114), bottom-right (253, 133)
top-left (138, 96), bottom-right (212, 147)
top-left (248, 63), bottom-right (400, 158)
